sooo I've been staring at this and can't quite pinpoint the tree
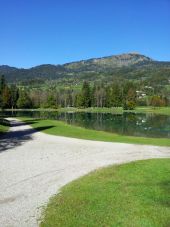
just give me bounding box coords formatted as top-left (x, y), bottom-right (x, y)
top-left (123, 82), bottom-right (137, 110)
top-left (2, 86), bottom-right (11, 108)
top-left (47, 93), bottom-right (57, 108)
top-left (17, 90), bottom-right (32, 108)
top-left (0, 75), bottom-right (6, 93)
top-left (106, 83), bottom-right (122, 107)
top-left (77, 81), bottom-right (91, 108)
top-left (10, 85), bottom-right (19, 109)
top-left (150, 95), bottom-right (167, 107)
top-left (105, 86), bottom-right (112, 107)
top-left (75, 93), bottom-right (83, 108)
top-left (0, 75), bottom-right (7, 108)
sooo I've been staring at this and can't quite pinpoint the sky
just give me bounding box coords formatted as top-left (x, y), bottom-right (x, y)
top-left (0, 0), bottom-right (170, 68)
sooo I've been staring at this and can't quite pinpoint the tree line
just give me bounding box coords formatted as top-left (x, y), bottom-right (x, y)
top-left (0, 75), bottom-right (169, 110)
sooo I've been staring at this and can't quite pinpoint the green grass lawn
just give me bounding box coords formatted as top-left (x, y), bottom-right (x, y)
top-left (40, 159), bottom-right (170, 227)
top-left (19, 118), bottom-right (170, 146)
top-left (0, 119), bottom-right (9, 135)
top-left (0, 124), bottom-right (8, 135)
top-left (132, 107), bottom-right (170, 116)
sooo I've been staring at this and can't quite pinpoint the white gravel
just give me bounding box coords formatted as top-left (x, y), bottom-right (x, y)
top-left (0, 118), bottom-right (170, 227)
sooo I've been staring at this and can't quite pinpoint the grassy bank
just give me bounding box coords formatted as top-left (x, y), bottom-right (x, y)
top-left (1, 107), bottom-right (123, 114)
top-left (131, 107), bottom-right (170, 116)
top-left (0, 119), bottom-right (9, 135)
top-left (40, 159), bottom-right (170, 227)
top-left (19, 118), bottom-right (170, 146)
top-left (2, 107), bottom-right (170, 116)
top-left (58, 107), bottom-right (123, 114)
top-left (58, 106), bottom-right (170, 116)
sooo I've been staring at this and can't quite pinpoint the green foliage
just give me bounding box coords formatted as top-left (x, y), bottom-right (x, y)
top-left (150, 95), bottom-right (168, 107)
top-left (123, 82), bottom-right (137, 110)
top-left (136, 97), bottom-right (147, 106)
top-left (80, 81), bottom-right (91, 107)
top-left (1, 86), bottom-right (11, 108)
top-left (17, 90), bottom-right (32, 108)
top-left (0, 53), bottom-right (170, 111)
top-left (0, 118), bottom-right (9, 135)
top-left (0, 75), bottom-right (12, 108)
top-left (0, 75), bottom-right (6, 91)
top-left (75, 93), bottom-right (83, 108)
top-left (106, 82), bottom-right (122, 107)
top-left (91, 83), bottom-right (106, 107)
top-left (0, 75), bottom-right (19, 109)
top-left (123, 100), bottom-right (136, 110)
top-left (1, 55), bottom-right (170, 103)
top-left (46, 94), bottom-right (57, 108)
top-left (10, 85), bottom-right (19, 109)
top-left (0, 75), bottom-right (6, 107)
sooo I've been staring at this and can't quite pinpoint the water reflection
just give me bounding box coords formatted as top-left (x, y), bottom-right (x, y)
top-left (1, 111), bottom-right (170, 138)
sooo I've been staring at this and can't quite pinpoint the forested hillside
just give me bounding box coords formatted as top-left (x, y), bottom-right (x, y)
top-left (1, 53), bottom-right (170, 86)
top-left (0, 53), bottom-right (170, 110)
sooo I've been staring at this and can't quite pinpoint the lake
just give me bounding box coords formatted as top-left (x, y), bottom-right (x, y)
top-left (1, 110), bottom-right (170, 138)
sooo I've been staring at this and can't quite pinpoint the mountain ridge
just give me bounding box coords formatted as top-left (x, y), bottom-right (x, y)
top-left (0, 53), bottom-right (170, 83)
top-left (0, 52), bottom-right (154, 70)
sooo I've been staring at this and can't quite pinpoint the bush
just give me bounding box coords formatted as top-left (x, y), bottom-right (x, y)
top-left (150, 96), bottom-right (167, 107)
top-left (123, 101), bottom-right (136, 110)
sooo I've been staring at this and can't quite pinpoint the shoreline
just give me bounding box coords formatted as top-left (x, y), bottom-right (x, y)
top-left (1, 106), bottom-right (170, 115)
top-left (0, 118), bottom-right (170, 227)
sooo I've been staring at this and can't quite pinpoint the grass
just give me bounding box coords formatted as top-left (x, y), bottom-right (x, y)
top-left (19, 118), bottom-right (170, 146)
top-left (0, 124), bottom-right (8, 135)
top-left (40, 159), bottom-right (170, 227)
top-left (58, 106), bottom-right (170, 116)
top-left (58, 107), bottom-right (123, 114)
top-left (2, 106), bottom-right (170, 116)
top-left (0, 119), bottom-right (9, 135)
top-left (131, 107), bottom-right (170, 116)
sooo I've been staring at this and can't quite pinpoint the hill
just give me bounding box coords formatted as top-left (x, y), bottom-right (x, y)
top-left (0, 53), bottom-right (170, 85)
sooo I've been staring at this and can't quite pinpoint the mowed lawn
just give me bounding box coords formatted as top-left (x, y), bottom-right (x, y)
top-left (40, 159), bottom-right (170, 227)
top-left (19, 118), bottom-right (170, 146)
top-left (0, 120), bottom-right (9, 135)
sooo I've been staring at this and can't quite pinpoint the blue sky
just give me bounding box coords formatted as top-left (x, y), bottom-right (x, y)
top-left (0, 0), bottom-right (169, 68)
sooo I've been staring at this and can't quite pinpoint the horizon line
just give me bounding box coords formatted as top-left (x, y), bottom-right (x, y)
top-left (1, 52), bottom-right (170, 69)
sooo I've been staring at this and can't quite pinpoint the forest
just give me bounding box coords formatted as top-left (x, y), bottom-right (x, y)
top-left (0, 75), bottom-right (169, 110)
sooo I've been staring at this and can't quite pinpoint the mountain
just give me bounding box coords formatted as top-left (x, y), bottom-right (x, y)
top-left (0, 65), bottom-right (19, 74)
top-left (0, 53), bottom-right (170, 84)
top-left (64, 52), bottom-right (152, 71)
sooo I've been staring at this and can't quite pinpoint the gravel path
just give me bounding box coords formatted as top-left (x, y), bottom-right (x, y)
top-left (0, 118), bottom-right (170, 227)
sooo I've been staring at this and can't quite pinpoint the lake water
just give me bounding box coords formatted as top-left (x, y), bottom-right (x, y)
top-left (1, 110), bottom-right (170, 138)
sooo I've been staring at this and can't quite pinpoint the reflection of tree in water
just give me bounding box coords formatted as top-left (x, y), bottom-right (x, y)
top-left (147, 114), bottom-right (170, 128)
top-left (1, 111), bottom-right (170, 138)
top-left (121, 113), bottom-right (138, 136)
